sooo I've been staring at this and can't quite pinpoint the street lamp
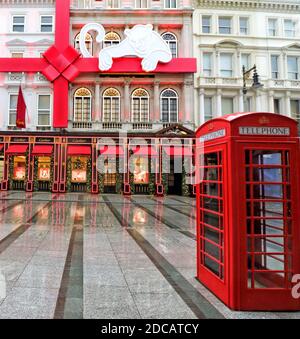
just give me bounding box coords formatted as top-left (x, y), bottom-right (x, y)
top-left (242, 64), bottom-right (264, 111)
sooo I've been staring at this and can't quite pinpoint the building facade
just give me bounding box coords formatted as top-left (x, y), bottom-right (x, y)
top-left (194, 0), bottom-right (300, 126)
top-left (0, 0), bottom-right (196, 195)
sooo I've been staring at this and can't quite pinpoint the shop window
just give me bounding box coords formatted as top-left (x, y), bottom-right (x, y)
top-left (0, 156), bottom-right (4, 181)
top-left (104, 158), bottom-right (117, 187)
top-left (74, 88), bottom-right (92, 122)
top-left (71, 157), bottom-right (88, 183)
top-left (103, 88), bottom-right (120, 122)
top-left (104, 32), bottom-right (121, 48)
top-left (133, 157), bottom-right (149, 184)
top-left (74, 32), bottom-right (93, 55)
top-left (161, 89), bottom-right (178, 123)
top-left (131, 88), bottom-right (149, 122)
top-left (13, 156), bottom-right (26, 181)
top-left (37, 157), bottom-right (51, 181)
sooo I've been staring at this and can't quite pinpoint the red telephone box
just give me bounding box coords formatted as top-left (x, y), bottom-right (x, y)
top-left (196, 112), bottom-right (300, 311)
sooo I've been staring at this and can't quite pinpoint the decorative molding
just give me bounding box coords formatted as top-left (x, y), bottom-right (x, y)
top-left (195, 0), bottom-right (300, 12)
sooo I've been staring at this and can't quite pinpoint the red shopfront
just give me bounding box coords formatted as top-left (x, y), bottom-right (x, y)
top-left (196, 112), bottom-right (300, 311)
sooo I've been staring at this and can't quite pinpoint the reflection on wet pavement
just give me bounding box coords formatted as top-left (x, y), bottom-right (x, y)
top-left (0, 192), bottom-right (299, 319)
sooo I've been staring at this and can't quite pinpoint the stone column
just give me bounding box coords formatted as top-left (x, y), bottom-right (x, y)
top-left (255, 89), bottom-right (262, 112)
top-left (217, 89), bottom-right (222, 116)
top-left (239, 89), bottom-right (245, 112)
top-left (285, 91), bottom-right (291, 117)
top-left (153, 80), bottom-right (160, 122)
top-left (182, 17), bottom-right (192, 58)
top-left (215, 49), bottom-right (220, 78)
top-left (268, 91), bottom-right (274, 113)
top-left (94, 83), bottom-right (100, 121)
top-left (199, 88), bottom-right (205, 125)
top-left (124, 78), bottom-right (130, 122)
top-left (183, 79), bottom-right (193, 123)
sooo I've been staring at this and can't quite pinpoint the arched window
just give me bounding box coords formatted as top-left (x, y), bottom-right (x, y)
top-left (104, 31), bottom-right (121, 48)
top-left (74, 88), bottom-right (92, 122)
top-left (162, 32), bottom-right (178, 58)
top-left (74, 32), bottom-right (93, 55)
top-left (160, 89), bottom-right (178, 123)
top-left (131, 88), bottom-right (149, 122)
top-left (103, 88), bottom-right (120, 122)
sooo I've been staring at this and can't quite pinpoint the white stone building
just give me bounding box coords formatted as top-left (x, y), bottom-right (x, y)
top-left (193, 0), bottom-right (300, 127)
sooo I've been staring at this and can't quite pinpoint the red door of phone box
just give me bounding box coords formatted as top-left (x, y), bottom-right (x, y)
top-left (195, 112), bottom-right (300, 311)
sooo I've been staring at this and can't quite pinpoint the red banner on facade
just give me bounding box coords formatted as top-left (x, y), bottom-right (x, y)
top-left (16, 86), bottom-right (27, 129)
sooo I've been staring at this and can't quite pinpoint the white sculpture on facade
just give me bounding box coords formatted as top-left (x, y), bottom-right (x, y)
top-left (79, 23), bottom-right (173, 72)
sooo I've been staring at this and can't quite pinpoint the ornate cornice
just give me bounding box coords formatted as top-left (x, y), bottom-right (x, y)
top-left (195, 0), bottom-right (300, 13)
top-left (0, 0), bottom-right (54, 6)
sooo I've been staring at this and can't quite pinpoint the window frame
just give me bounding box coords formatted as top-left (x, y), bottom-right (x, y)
top-left (268, 18), bottom-right (278, 37)
top-left (135, 0), bottom-right (149, 9)
top-left (287, 55), bottom-right (300, 80)
top-left (12, 15), bottom-right (25, 33)
top-left (202, 15), bottom-right (212, 34)
top-left (37, 94), bottom-right (52, 127)
top-left (75, 32), bottom-right (93, 56)
top-left (160, 88), bottom-right (179, 123)
top-left (218, 16), bottom-right (232, 35)
top-left (164, 0), bottom-right (177, 9)
top-left (131, 88), bottom-right (150, 123)
top-left (220, 53), bottom-right (234, 78)
top-left (271, 54), bottom-right (280, 79)
top-left (8, 93), bottom-right (18, 127)
top-left (203, 52), bottom-right (213, 77)
top-left (102, 88), bottom-right (121, 123)
top-left (161, 32), bottom-right (178, 58)
top-left (239, 17), bottom-right (249, 35)
top-left (221, 97), bottom-right (234, 115)
top-left (204, 96), bottom-right (213, 122)
top-left (284, 19), bottom-right (296, 38)
top-left (73, 88), bottom-right (92, 122)
top-left (40, 15), bottom-right (54, 33)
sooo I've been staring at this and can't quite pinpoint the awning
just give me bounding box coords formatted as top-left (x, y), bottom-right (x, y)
top-left (6, 144), bottom-right (28, 154)
top-left (163, 146), bottom-right (193, 157)
top-left (32, 145), bottom-right (53, 156)
top-left (68, 145), bottom-right (91, 156)
top-left (99, 145), bottom-right (124, 156)
top-left (131, 146), bottom-right (158, 157)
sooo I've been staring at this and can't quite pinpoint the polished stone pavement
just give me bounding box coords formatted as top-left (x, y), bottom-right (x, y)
top-left (0, 191), bottom-right (299, 319)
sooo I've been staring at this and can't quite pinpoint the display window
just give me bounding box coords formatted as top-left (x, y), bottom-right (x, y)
top-left (133, 157), bottom-right (149, 184)
top-left (37, 156), bottom-right (51, 181)
top-left (71, 156), bottom-right (88, 183)
top-left (13, 156), bottom-right (26, 181)
top-left (103, 158), bottom-right (116, 186)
